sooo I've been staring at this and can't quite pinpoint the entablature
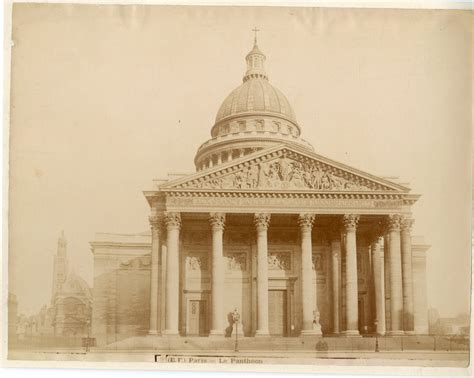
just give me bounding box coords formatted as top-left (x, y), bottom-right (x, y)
top-left (144, 189), bottom-right (418, 215)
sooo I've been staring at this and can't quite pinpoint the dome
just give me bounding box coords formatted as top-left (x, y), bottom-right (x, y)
top-left (60, 272), bottom-right (92, 301)
top-left (215, 78), bottom-right (297, 124)
top-left (194, 36), bottom-right (314, 171)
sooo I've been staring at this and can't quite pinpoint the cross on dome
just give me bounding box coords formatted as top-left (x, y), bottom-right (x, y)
top-left (252, 27), bottom-right (260, 45)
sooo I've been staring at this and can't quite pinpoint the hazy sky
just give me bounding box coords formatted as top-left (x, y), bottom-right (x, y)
top-left (8, 4), bottom-right (471, 317)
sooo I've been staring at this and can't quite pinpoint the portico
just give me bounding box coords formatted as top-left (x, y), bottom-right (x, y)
top-left (144, 151), bottom-right (423, 338)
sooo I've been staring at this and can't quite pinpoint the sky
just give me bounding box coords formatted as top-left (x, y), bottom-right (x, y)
top-left (7, 4), bottom-right (471, 318)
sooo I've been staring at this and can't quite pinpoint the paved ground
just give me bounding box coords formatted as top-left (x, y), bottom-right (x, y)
top-left (7, 335), bottom-right (470, 370)
top-left (7, 348), bottom-right (470, 368)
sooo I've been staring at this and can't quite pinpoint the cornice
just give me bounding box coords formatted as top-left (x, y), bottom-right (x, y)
top-left (90, 241), bottom-right (151, 252)
top-left (162, 189), bottom-right (420, 204)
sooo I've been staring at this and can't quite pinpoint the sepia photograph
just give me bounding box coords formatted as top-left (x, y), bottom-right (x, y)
top-left (2, 1), bottom-right (472, 375)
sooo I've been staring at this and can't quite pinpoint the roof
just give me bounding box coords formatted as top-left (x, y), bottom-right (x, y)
top-left (215, 78), bottom-right (297, 124)
top-left (58, 271), bottom-right (92, 301)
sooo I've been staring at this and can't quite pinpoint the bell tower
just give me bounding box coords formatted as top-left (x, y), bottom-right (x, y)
top-left (51, 231), bottom-right (68, 304)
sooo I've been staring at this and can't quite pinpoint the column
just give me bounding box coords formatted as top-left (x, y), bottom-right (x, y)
top-left (163, 212), bottom-right (181, 335)
top-left (217, 153), bottom-right (222, 165)
top-left (330, 232), bottom-right (341, 335)
top-left (386, 214), bottom-right (404, 335)
top-left (148, 214), bottom-right (162, 335)
top-left (298, 214), bottom-right (321, 335)
top-left (401, 216), bottom-right (415, 334)
top-left (209, 213), bottom-right (225, 336)
top-left (254, 213), bottom-right (270, 336)
top-left (383, 233), bottom-right (391, 332)
top-left (342, 214), bottom-right (360, 336)
top-left (371, 236), bottom-right (386, 335)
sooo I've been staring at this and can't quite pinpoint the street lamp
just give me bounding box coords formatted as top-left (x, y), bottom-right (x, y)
top-left (232, 308), bottom-right (241, 352)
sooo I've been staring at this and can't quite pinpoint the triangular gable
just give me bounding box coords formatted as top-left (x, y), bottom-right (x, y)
top-left (159, 144), bottom-right (409, 192)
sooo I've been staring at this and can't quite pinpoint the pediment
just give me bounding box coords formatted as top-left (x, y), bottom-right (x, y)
top-left (160, 145), bottom-right (409, 192)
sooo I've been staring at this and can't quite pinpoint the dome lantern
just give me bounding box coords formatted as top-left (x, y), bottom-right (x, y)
top-left (243, 28), bottom-right (268, 82)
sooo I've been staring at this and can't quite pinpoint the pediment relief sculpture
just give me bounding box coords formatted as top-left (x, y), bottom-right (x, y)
top-left (177, 152), bottom-right (396, 191)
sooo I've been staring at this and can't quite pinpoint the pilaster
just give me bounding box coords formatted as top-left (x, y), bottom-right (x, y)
top-left (401, 216), bottom-right (415, 334)
top-left (385, 214), bottom-right (404, 336)
top-left (148, 214), bottom-right (163, 335)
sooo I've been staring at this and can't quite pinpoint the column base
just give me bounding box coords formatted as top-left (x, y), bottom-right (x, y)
top-left (404, 330), bottom-right (416, 335)
top-left (341, 330), bottom-right (361, 337)
top-left (301, 329), bottom-right (323, 336)
top-left (162, 329), bottom-right (180, 336)
top-left (255, 330), bottom-right (270, 337)
top-left (386, 330), bottom-right (405, 336)
top-left (148, 330), bottom-right (161, 336)
top-left (209, 329), bottom-right (225, 337)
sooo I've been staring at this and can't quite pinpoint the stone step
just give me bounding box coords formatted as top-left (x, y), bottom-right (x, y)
top-left (97, 335), bottom-right (469, 353)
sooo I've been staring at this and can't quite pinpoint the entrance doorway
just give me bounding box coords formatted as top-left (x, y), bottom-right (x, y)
top-left (187, 300), bottom-right (208, 336)
top-left (268, 290), bottom-right (288, 336)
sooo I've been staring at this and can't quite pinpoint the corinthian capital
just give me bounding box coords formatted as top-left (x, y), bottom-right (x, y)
top-left (400, 216), bottom-right (414, 232)
top-left (149, 214), bottom-right (164, 232)
top-left (209, 212), bottom-right (226, 230)
top-left (164, 212), bottom-right (181, 229)
top-left (342, 214), bottom-right (360, 231)
top-left (298, 213), bottom-right (316, 230)
top-left (385, 214), bottom-right (402, 232)
top-left (254, 213), bottom-right (271, 231)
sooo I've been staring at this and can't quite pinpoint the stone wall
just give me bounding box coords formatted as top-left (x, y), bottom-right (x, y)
top-left (91, 234), bottom-right (151, 346)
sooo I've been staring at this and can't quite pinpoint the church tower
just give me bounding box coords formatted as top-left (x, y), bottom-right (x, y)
top-left (51, 231), bottom-right (68, 305)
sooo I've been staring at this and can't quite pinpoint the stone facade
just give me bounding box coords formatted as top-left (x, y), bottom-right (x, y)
top-left (90, 38), bottom-right (430, 346)
top-left (90, 233), bottom-right (151, 345)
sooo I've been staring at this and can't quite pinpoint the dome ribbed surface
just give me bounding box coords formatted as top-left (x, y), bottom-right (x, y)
top-left (215, 78), bottom-right (297, 123)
